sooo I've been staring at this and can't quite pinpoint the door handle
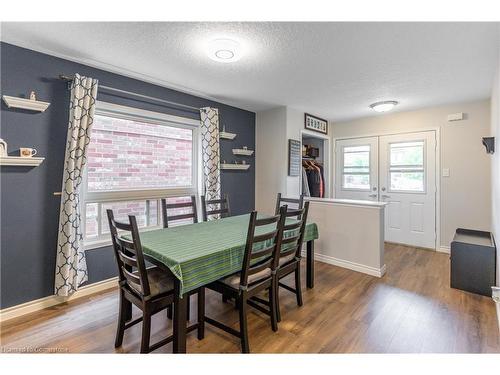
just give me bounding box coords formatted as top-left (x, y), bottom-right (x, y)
top-left (368, 194), bottom-right (378, 198)
top-left (381, 194), bottom-right (391, 199)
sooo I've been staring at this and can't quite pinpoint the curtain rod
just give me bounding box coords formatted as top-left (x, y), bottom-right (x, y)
top-left (59, 75), bottom-right (201, 113)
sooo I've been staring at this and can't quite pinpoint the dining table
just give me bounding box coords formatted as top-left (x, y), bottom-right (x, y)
top-left (132, 213), bottom-right (319, 353)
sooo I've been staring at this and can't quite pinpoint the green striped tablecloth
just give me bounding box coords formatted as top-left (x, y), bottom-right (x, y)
top-left (127, 214), bottom-right (318, 296)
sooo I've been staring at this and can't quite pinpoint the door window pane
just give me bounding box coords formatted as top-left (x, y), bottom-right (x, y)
top-left (390, 171), bottom-right (424, 191)
top-left (343, 174), bottom-right (370, 190)
top-left (342, 145), bottom-right (370, 190)
top-left (389, 141), bottom-right (425, 192)
top-left (390, 141), bottom-right (424, 166)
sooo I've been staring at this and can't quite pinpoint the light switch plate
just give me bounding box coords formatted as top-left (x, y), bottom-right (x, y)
top-left (442, 168), bottom-right (450, 177)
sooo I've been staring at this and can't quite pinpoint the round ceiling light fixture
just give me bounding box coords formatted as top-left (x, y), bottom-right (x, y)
top-left (207, 38), bottom-right (241, 63)
top-left (369, 100), bottom-right (399, 113)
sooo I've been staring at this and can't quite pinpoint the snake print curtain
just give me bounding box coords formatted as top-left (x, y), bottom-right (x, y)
top-left (54, 74), bottom-right (98, 296)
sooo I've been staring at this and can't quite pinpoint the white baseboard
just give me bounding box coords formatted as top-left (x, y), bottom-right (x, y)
top-left (302, 250), bottom-right (386, 277)
top-left (437, 246), bottom-right (450, 254)
top-left (0, 277), bottom-right (118, 323)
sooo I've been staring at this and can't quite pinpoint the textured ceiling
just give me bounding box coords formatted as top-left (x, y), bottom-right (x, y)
top-left (1, 22), bottom-right (499, 121)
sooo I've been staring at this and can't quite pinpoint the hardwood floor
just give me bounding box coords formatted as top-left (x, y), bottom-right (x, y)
top-left (1, 243), bottom-right (499, 353)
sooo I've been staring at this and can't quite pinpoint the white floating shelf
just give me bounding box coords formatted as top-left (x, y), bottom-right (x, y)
top-left (219, 131), bottom-right (236, 140)
top-left (221, 163), bottom-right (250, 170)
top-left (232, 148), bottom-right (254, 156)
top-left (0, 156), bottom-right (45, 167)
top-left (2, 95), bottom-right (51, 112)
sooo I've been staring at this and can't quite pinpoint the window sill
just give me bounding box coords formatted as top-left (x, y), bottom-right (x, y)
top-left (83, 225), bottom-right (164, 251)
top-left (84, 238), bottom-right (113, 251)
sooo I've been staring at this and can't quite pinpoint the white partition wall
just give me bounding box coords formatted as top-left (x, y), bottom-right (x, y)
top-left (306, 198), bottom-right (386, 277)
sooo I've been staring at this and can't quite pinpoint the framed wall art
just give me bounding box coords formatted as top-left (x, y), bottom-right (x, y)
top-left (304, 113), bottom-right (328, 135)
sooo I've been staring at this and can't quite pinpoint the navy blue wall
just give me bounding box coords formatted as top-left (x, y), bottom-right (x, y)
top-left (0, 42), bottom-right (255, 308)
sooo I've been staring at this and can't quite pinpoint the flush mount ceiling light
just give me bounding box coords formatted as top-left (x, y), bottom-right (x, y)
top-left (369, 100), bottom-right (399, 113)
top-left (207, 38), bottom-right (241, 63)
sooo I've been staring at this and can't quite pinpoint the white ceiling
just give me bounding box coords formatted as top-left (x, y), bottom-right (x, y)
top-left (1, 22), bottom-right (499, 122)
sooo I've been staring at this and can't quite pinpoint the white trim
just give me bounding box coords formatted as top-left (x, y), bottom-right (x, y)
top-left (301, 129), bottom-right (332, 198)
top-left (305, 197), bottom-right (386, 209)
top-left (302, 129), bottom-right (330, 140)
top-left (84, 188), bottom-right (198, 204)
top-left (302, 250), bottom-right (386, 278)
top-left (0, 277), bottom-right (118, 323)
top-left (437, 245), bottom-right (450, 254)
top-left (333, 127), bottom-right (441, 251)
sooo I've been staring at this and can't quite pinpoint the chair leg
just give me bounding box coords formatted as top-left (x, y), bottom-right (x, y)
top-left (167, 305), bottom-right (173, 320)
top-left (115, 291), bottom-right (127, 348)
top-left (124, 295), bottom-right (133, 322)
top-left (238, 296), bottom-right (250, 353)
top-left (197, 288), bottom-right (205, 340)
top-left (187, 295), bottom-right (191, 321)
top-left (295, 266), bottom-right (303, 307)
top-left (269, 279), bottom-right (278, 332)
top-left (276, 277), bottom-right (282, 323)
top-left (222, 293), bottom-right (228, 303)
top-left (140, 309), bottom-right (152, 354)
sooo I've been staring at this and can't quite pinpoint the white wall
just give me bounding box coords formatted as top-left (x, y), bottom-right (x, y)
top-left (491, 50), bottom-right (500, 285)
top-left (255, 107), bottom-right (287, 213)
top-left (285, 107), bottom-right (304, 197)
top-left (333, 100), bottom-right (492, 248)
top-left (306, 198), bottom-right (386, 277)
top-left (256, 106), bottom-right (333, 213)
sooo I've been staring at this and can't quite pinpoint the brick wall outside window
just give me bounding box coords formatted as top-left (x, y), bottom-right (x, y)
top-left (85, 114), bottom-right (195, 239)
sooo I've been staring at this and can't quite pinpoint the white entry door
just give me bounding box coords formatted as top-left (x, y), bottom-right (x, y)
top-left (335, 137), bottom-right (379, 201)
top-left (379, 131), bottom-right (436, 249)
top-left (335, 131), bottom-right (437, 249)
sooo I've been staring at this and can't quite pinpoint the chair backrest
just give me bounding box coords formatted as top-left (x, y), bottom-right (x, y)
top-left (278, 201), bottom-right (310, 262)
top-left (201, 194), bottom-right (231, 221)
top-left (106, 210), bottom-right (152, 297)
top-left (161, 195), bottom-right (198, 228)
top-left (239, 207), bottom-right (287, 289)
top-left (275, 193), bottom-right (304, 219)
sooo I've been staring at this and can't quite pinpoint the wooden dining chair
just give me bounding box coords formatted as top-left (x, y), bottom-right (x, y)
top-left (107, 210), bottom-right (204, 353)
top-left (275, 201), bottom-right (310, 322)
top-left (161, 195), bottom-right (198, 228)
top-left (275, 193), bottom-right (304, 219)
top-left (200, 194), bottom-right (231, 221)
top-left (203, 207), bottom-right (287, 353)
top-left (160, 195), bottom-right (198, 319)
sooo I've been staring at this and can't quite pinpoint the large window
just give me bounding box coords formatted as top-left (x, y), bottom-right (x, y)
top-left (389, 141), bottom-right (425, 192)
top-left (83, 102), bottom-right (199, 246)
top-left (341, 145), bottom-right (371, 190)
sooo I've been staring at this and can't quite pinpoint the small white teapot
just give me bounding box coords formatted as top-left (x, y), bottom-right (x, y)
top-left (0, 138), bottom-right (7, 157)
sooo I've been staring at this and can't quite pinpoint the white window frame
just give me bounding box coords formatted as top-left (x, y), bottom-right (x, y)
top-left (387, 139), bottom-right (427, 194)
top-left (82, 101), bottom-right (201, 250)
top-left (340, 144), bottom-right (372, 191)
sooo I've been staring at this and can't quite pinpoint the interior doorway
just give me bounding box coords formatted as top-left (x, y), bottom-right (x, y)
top-left (335, 130), bottom-right (437, 249)
top-left (301, 130), bottom-right (331, 198)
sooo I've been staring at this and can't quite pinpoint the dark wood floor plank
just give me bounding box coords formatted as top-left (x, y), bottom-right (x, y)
top-left (1, 243), bottom-right (499, 353)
